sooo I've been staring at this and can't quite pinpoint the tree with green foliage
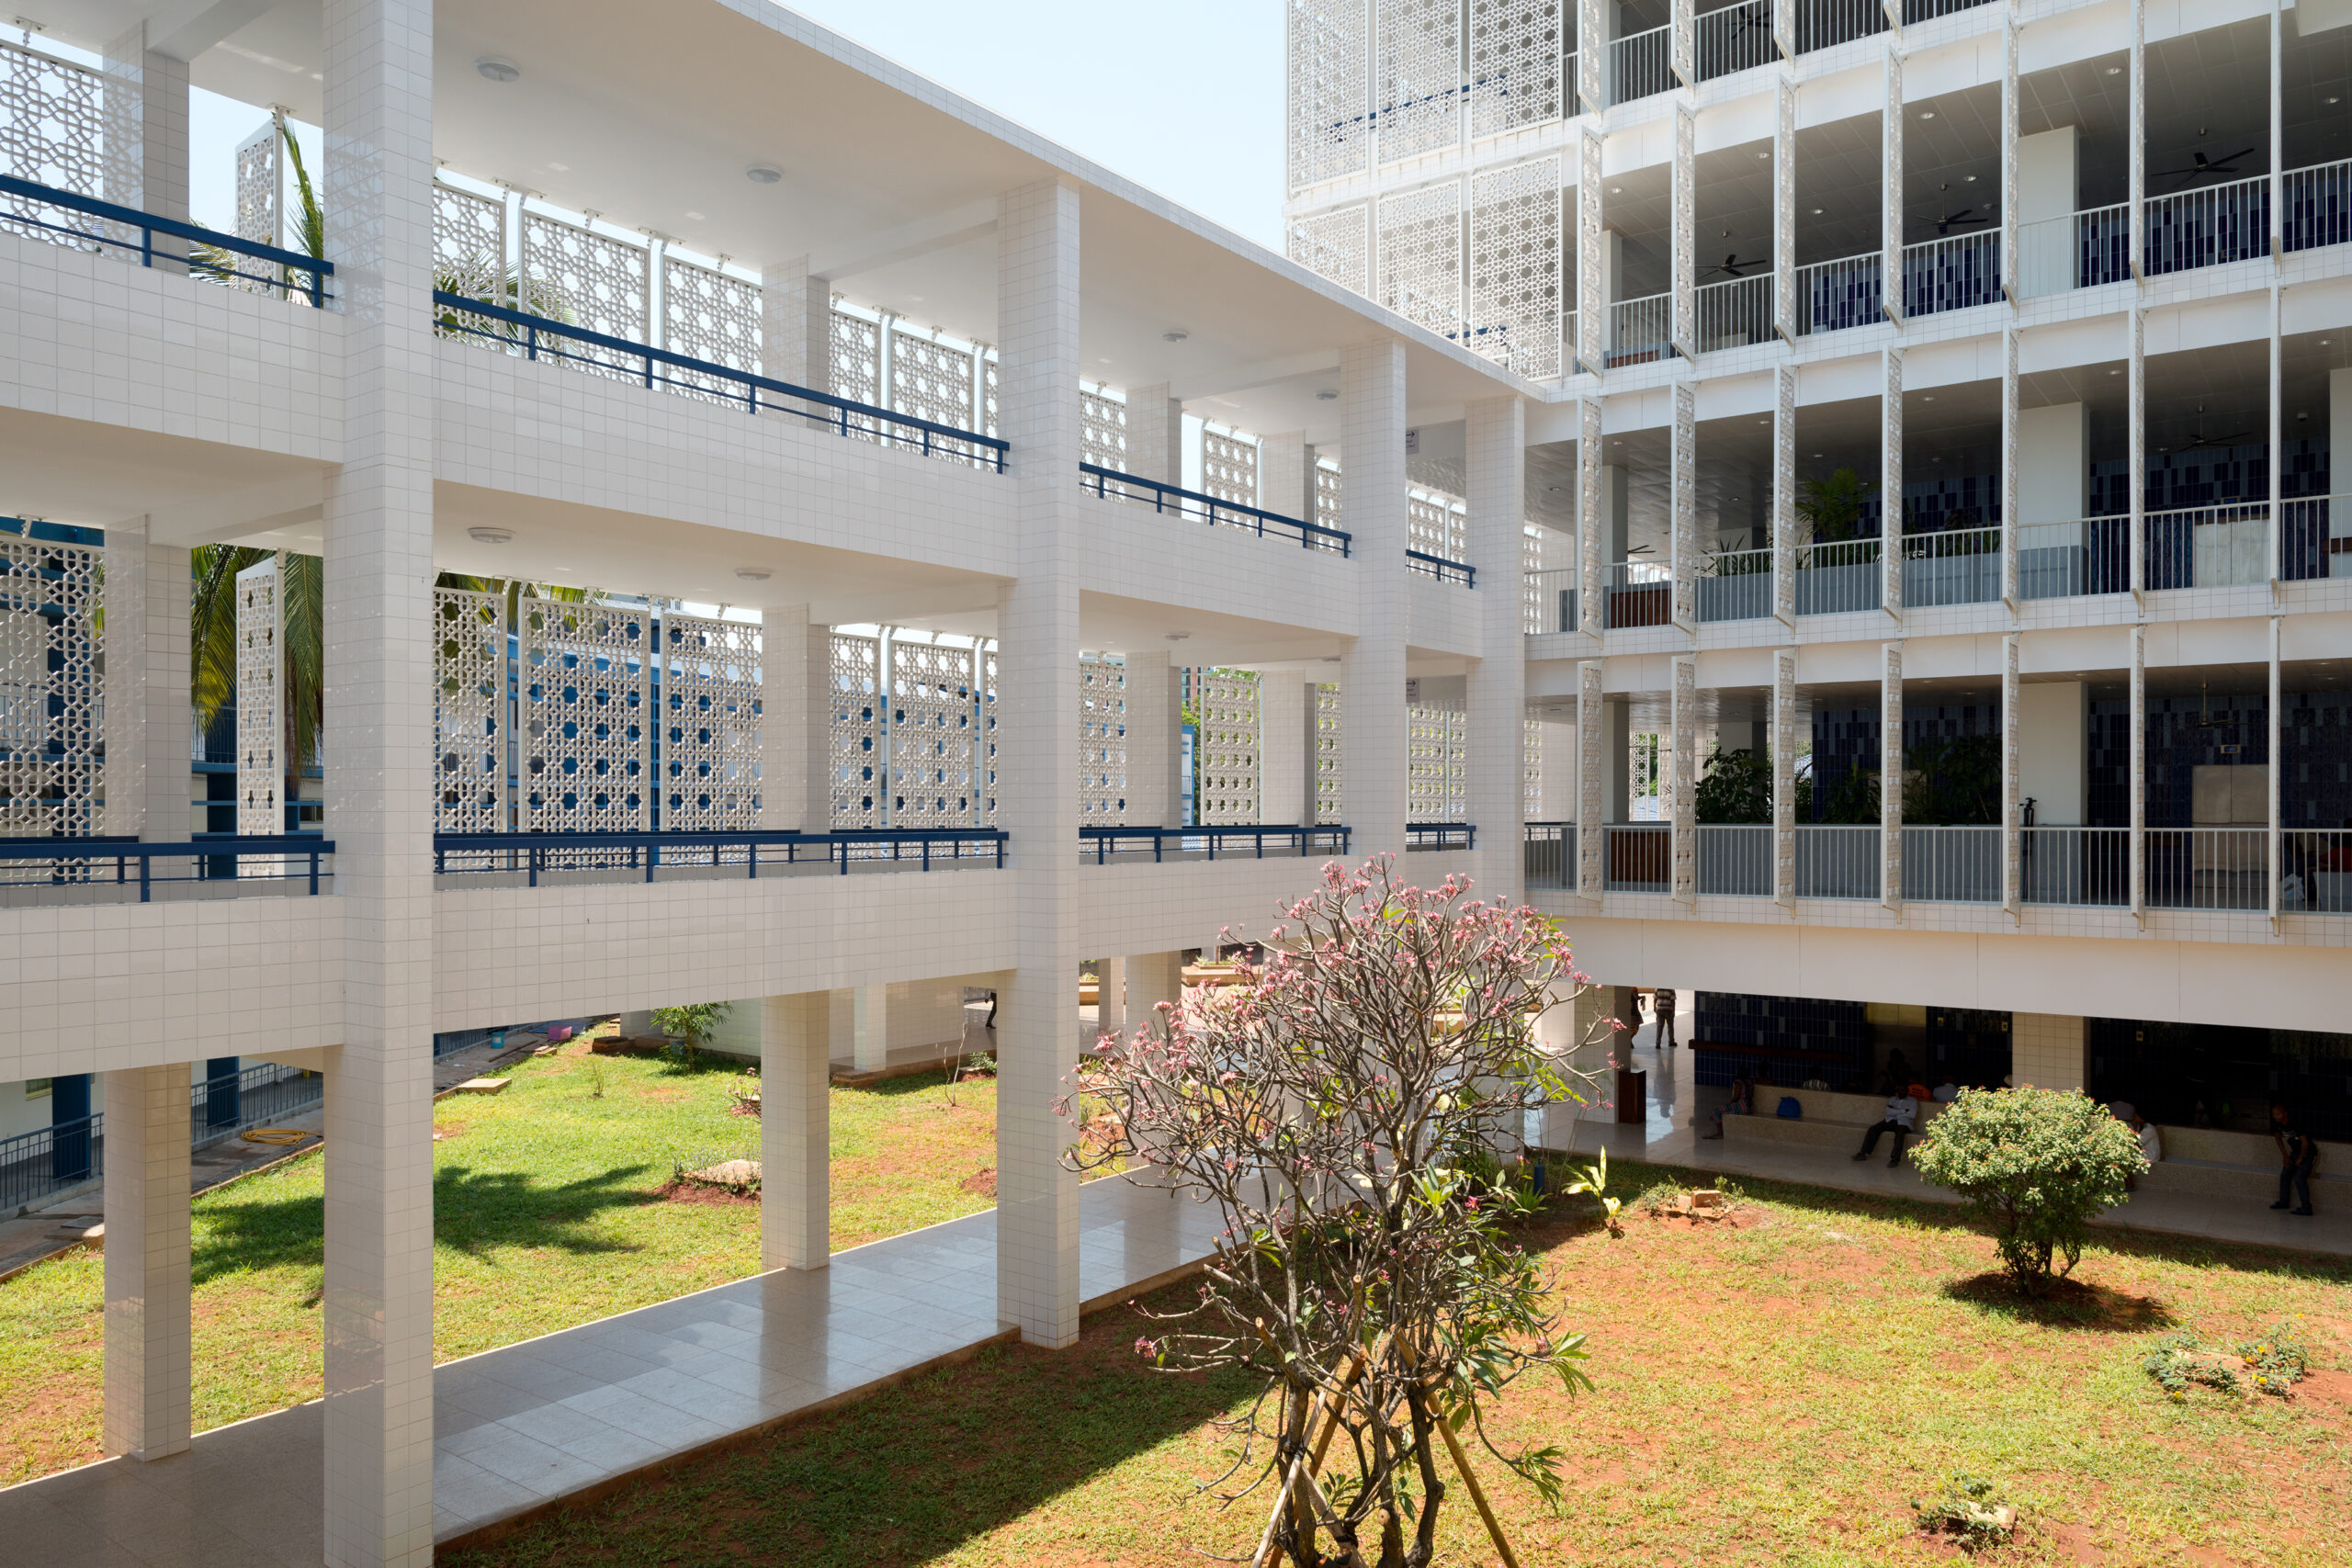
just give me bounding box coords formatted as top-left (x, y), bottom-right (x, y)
top-left (650, 1002), bottom-right (734, 1055)
top-left (1693, 745), bottom-right (1771, 825)
top-left (1910, 1088), bottom-right (2146, 1297)
top-left (1797, 467), bottom-right (1873, 543)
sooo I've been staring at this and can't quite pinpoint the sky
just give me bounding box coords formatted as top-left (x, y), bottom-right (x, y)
top-left (171, 1), bottom-right (1286, 254)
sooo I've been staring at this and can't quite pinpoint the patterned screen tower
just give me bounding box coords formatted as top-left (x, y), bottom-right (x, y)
top-left (520, 211), bottom-right (650, 379)
top-left (1080, 389), bottom-right (1127, 474)
top-left (234, 557), bottom-right (283, 842)
top-left (888, 329), bottom-right (980, 465)
top-left (1313, 683), bottom-right (1342, 825)
top-left (433, 183), bottom-right (510, 341)
top-left (1376, 0), bottom-right (1464, 163)
top-left (1407, 705), bottom-right (1467, 822)
top-left (1313, 461), bottom-right (1345, 550)
top-left (1202, 430), bottom-right (1260, 508)
top-left (0, 39), bottom-right (104, 228)
top-left (0, 525), bottom-right (100, 838)
top-left (1469, 0), bottom-right (1564, 137)
top-left (830, 632), bottom-right (881, 829)
top-left (662, 254), bottom-right (763, 401)
top-left (890, 637), bottom-right (979, 828)
top-left (662, 611), bottom-right (760, 831)
top-left (1287, 207), bottom-right (1370, 299)
top-left (1408, 489), bottom-right (1468, 562)
top-left (1469, 157), bottom-right (1563, 379)
top-left (1377, 182), bottom-right (1464, 341)
top-left (519, 596), bottom-right (650, 833)
top-left (1286, 0), bottom-right (1369, 188)
top-left (1193, 671), bottom-right (1261, 825)
top-left (432, 585), bottom-right (507, 836)
top-left (1079, 656), bottom-right (1127, 825)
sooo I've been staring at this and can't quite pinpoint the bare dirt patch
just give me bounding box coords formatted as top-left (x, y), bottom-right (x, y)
top-left (958, 1167), bottom-right (997, 1199)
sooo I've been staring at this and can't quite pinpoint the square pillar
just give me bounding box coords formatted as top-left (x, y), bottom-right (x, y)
top-left (1466, 394), bottom-right (1527, 901)
top-left (1123, 649), bottom-right (1178, 826)
top-left (1260, 431), bottom-right (1313, 525)
top-left (1670, 656), bottom-right (1696, 901)
top-left (1127, 951), bottom-right (1185, 1031)
top-left (851, 986), bottom-right (889, 1072)
top-left (761, 255), bottom-right (833, 391)
top-left (102, 1064), bottom-right (191, 1461)
top-left (1881, 642), bottom-right (1903, 910)
top-left (321, 2), bottom-right (437, 1562)
top-left (103, 23), bottom-right (190, 247)
top-left (102, 518), bottom-right (195, 839)
top-left (1340, 339), bottom-right (1410, 856)
top-left (1094, 956), bottom-right (1125, 1042)
top-left (1576, 660), bottom-right (1604, 899)
top-left (2018, 404), bottom-right (2088, 530)
top-left (759, 994), bottom-right (829, 1271)
top-left (1773, 649), bottom-right (1796, 908)
top-left (2018, 682), bottom-right (2087, 825)
top-left (758, 604), bottom-right (828, 831)
top-left (2011, 1013), bottom-right (2088, 1093)
top-left (1125, 382), bottom-right (1182, 485)
top-left (2016, 126), bottom-right (2079, 296)
top-left (1258, 671), bottom-right (1309, 827)
top-left (995, 176), bottom-right (1085, 1348)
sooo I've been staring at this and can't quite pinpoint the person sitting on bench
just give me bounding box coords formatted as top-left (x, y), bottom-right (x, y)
top-left (1850, 1089), bottom-right (1919, 1168)
top-left (1701, 1075), bottom-right (1755, 1140)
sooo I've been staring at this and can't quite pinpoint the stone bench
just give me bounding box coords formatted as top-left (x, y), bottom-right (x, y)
top-left (1720, 1088), bottom-right (1947, 1154)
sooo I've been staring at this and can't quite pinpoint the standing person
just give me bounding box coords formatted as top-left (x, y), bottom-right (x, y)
top-left (2269, 1102), bottom-right (2318, 1217)
top-left (1653, 986), bottom-right (1679, 1049)
top-left (1850, 1087), bottom-right (1919, 1168)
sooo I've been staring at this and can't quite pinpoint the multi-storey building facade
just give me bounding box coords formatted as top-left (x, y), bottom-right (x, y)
top-left (1286, 2), bottom-right (2352, 1160)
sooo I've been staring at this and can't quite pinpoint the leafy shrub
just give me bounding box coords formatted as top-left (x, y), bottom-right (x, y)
top-left (2144, 1320), bottom-right (2312, 1402)
top-left (1912, 1472), bottom-right (2017, 1551)
top-left (650, 1001), bottom-right (733, 1059)
top-left (2238, 1321), bottom-right (2312, 1394)
top-left (1909, 1088), bottom-right (2145, 1296)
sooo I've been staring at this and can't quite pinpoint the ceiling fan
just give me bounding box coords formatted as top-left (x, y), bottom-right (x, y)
top-left (1916, 208), bottom-right (1993, 238)
top-left (1701, 253), bottom-right (1762, 279)
top-left (2163, 405), bottom-right (2252, 455)
top-left (2154, 144), bottom-right (2257, 183)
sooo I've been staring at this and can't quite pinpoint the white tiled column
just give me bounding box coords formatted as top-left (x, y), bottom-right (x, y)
top-left (1125, 382), bottom-right (1182, 485)
top-left (1881, 641), bottom-right (1903, 910)
top-left (995, 177), bottom-right (1084, 1348)
top-left (102, 518), bottom-right (194, 840)
top-left (1095, 955), bottom-right (1125, 1042)
top-left (2011, 1013), bottom-right (2088, 1093)
top-left (1127, 950), bottom-right (1184, 1032)
top-left (1259, 671), bottom-right (1309, 827)
top-left (102, 1064), bottom-right (191, 1461)
top-left (1341, 339), bottom-right (1409, 859)
top-left (1123, 649), bottom-right (1177, 826)
top-left (758, 994), bottom-right (829, 1271)
top-left (321, 4), bottom-right (437, 1562)
top-left (1466, 395), bottom-right (1526, 901)
top-left (761, 255), bottom-right (833, 391)
top-left (757, 604), bottom-right (821, 831)
top-left (851, 987), bottom-right (889, 1072)
top-left (1260, 431), bottom-right (1313, 524)
top-left (103, 22), bottom-right (189, 243)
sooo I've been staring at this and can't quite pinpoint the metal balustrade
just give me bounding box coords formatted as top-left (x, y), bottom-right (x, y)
top-left (1524, 822), bottom-right (1574, 889)
top-left (2143, 504), bottom-right (2269, 591)
top-left (1604, 824), bottom-right (1668, 892)
top-left (1695, 271), bottom-right (1774, 353)
top-left (0, 837), bottom-right (331, 903)
top-left (1900, 527), bottom-right (2001, 607)
top-left (2279, 495), bottom-right (2347, 581)
top-left (2283, 159), bottom-right (2351, 253)
top-left (1081, 825), bottom-right (1350, 863)
top-left (1406, 823), bottom-right (1476, 852)
top-left (1698, 548), bottom-right (1772, 623)
top-left (434, 291), bottom-right (1004, 469)
top-left (1523, 568), bottom-right (1580, 633)
top-left (1795, 253), bottom-right (1883, 335)
top-left (1607, 292), bottom-right (1672, 368)
top-left (2144, 175), bottom-right (2270, 276)
top-left (2145, 828), bottom-right (2267, 912)
top-left (1795, 538), bottom-right (1882, 615)
top-left (1792, 0), bottom-right (1887, 51)
top-left (1610, 24), bottom-right (1672, 106)
top-left (432, 829), bottom-right (1005, 885)
top-left (2017, 203), bottom-right (2128, 297)
top-left (194, 1062), bottom-right (322, 1145)
top-left (1601, 559), bottom-right (1675, 628)
top-left (0, 173), bottom-right (334, 304)
top-left (2018, 516), bottom-right (2130, 600)
top-left (1697, 825), bottom-right (1771, 896)
top-left (1695, 1), bottom-right (1775, 81)
top-left (1405, 549), bottom-right (1476, 586)
top-left (1901, 827), bottom-right (2000, 903)
top-left (1, 1115), bottom-right (99, 1213)
top-left (1900, 231), bottom-right (2001, 318)
top-left (1080, 464), bottom-right (1351, 553)
top-left (2286, 831), bottom-right (2351, 913)
top-left (1795, 825), bottom-right (1879, 899)
top-left (2022, 827), bottom-right (2130, 908)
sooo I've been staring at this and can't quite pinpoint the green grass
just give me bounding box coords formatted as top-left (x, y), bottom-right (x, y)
top-left (449, 1158), bottom-right (2352, 1568)
top-left (0, 1047), bottom-right (1000, 1485)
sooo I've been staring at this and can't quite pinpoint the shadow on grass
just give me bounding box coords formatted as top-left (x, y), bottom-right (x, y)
top-left (1939, 1270), bottom-right (2180, 1331)
top-left (443, 1280), bottom-right (1256, 1568)
top-left (193, 1162), bottom-right (663, 1285)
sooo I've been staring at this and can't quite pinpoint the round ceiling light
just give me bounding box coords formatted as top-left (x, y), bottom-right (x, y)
top-left (732, 567), bottom-right (773, 581)
top-left (468, 526), bottom-right (514, 544)
top-left (476, 57), bottom-right (521, 83)
top-left (745, 164), bottom-right (784, 185)
top-left (1161, 328), bottom-right (1190, 343)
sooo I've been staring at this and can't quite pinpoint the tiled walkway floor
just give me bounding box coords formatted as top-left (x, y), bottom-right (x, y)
top-left (0, 1178), bottom-right (1225, 1567)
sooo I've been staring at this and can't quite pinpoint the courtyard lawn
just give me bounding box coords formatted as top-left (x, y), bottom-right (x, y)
top-left (448, 1160), bottom-right (2352, 1568)
top-left (0, 1046), bottom-right (999, 1487)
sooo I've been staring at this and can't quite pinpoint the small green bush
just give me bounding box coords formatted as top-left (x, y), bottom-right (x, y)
top-left (1912, 1472), bottom-right (2017, 1551)
top-left (2142, 1320), bottom-right (2311, 1402)
top-left (1909, 1087), bottom-right (2145, 1296)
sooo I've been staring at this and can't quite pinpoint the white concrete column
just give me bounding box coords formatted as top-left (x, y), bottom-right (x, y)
top-left (2001, 325), bottom-right (2020, 606)
top-left (1882, 641), bottom-right (1903, 909)
top-left (761, 255), bottom-right (833, 391)
top-left (1127, 950), bottom-right (1184, 1030)
top-left (2011, 1013), bottom-right (2088, 1093)
top-left (1575, 125), bottom-right (1603, 374)
top-left (1466, 394), bottom-right (1527, 900)
top-left (2002, 632), bottom-right (2022, 916)
top-left (1537, 718), bottom-right (1575, 823)
top-left (757, 604), bottom-right (819, 831)
top-left (2018, 681), bottom-right (2087, 826)
top-left (1123, 649), bottom-right (1178, 826)
top-left (2128, 6), bottom-right (2145, 281)
top-left (102, 519), bottom-right (193, 839)
top-left (1773, 72), bottom-right (1796, 343)
top-left (995, 176), bottom-right (1084, 1348)
top-left (759, 994), bottom-right (829, 1271)
top-left (2016, 126), bottom-right (2079, 296)
top-left (102, 1064), bottom-right (191, 1461)
top-left (1773, 364), bottom-right (1797, 626)
top-left (1576, 397), bottom-right (1603, 639)
top-left (320, 2), bottom-right (437, 1561)
top-left (1670, 380), bottom-right (1697, 629)
top-left (2129, 625), bottom-right (2146, 919)
top-left (1259, 671), bottom-right (1309, 826)
top-left (1095, 955), bottom-right (1126, 1042)
top-left (1670, 101), bottom-right (1695, 359)
top-left (1670, 655), bottom-right (1696, 902)
top-left (2129, 306), bottom-right (2145, 596)
top-left (2268, 615), bottom-right (2282, 923)
top-left (2018, 404), bottom-right (2088, 528)
top-left (1882, 346), bottom-right (1904, 618)
top-left (1576, 660), bottom-right (1604, 900)
top-left (854, 987), bottom-right (888, 1072)
top-left (1772, 648), bottom-right (1796, 908)
top-left (1882, 50), bottom-right (1904, 323)
top-left (103, 22), bottom-right (190, 265)
top-left (1999, 16), bottom-right (2018, 300)
top-left (1260, 431), bottom-right (1313, 525)
top-left (1125, 382), bottom-right (1182, 485)
top-left (1340, 339), bottom-right (1410, 858)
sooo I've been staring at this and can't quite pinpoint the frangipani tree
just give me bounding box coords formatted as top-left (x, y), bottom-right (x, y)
top-left (1063, 858), bottom-right (1613, 1568)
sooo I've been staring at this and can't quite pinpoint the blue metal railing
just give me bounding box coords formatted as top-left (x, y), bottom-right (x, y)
top-left (1078, 463), bottom-right (1351, 554)
top-left (0, 173), bottom-right (333, 305)
top-left (432, 291), bottom-right (1007, 470)
top-left (433, 828), bottom-right (1007, 884)
top-left (194, 1062), bottom-right (322, 1144)
top-left (0, 836), bottom-right (333, 899)
top-left (1407, 823), bottom-right (1476, 851)
top-left (1081, 824), bottom-right (1351, 863)
top-left (1405, 549), bottom-right (1476, 587)
top-left (0, 1114), bottom-right (99, 1212)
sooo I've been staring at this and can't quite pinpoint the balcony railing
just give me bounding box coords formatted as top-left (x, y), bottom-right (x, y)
top-left (2287, 830), bottom-right (2351, 912)
top-left (2144, 175), bottom-right (2269, 277)
top-left (1695, 271), bottom-right (1773, 353)
top-left (1900, 231), bottom-right (2000, 318)
top-left (2280, 495), bottom-right (2348, 581)
top-left (2143, 503), bottom-right (2269, 591)
top-left (2283, 159), bottom-right (2352, 253)
top-left (1795, 538), bottom-right (1881, 615)
top-left (434, 291), bottom-right (1005, 470)
top-left (2022, 827), bottom-right (2129, 908)
top-left (1081, 825), bottom-right (1350, 863)
top-left (1901, 826), bottom-right (2000, 902)
top-left (1604, 824), bottom-right (1668, 892)
top-left (1406, 823), bottom-right (1476, 852)
top-left (0, 173), bottom-right (334, 304)
top-left (1795, 825), bottom-right (1878, 899)
top-left (2017, 202), bottom-right (2128, 298)
top-left (0, 836), bottom-right (332, 904)
top-left (1524, 567), bottom-right (1580, 633)
top-left (1080, 464), bottom-right (1351, 553)
top-left (2018, 516), bottom-right (2130, 600)
top-left (1795, 253), bottom-right (1883, 336)
top-left (1524, 822), bottom-right (1574, 888)
top-left (1604, 559), bottom-right (1674, 628)
top-left (1697, 824), bottom-right (1771, 896)
top-left (1695, 1), bottom-right (1776, 81)
top-left (1698, 547), bottom-right (1772, 623)
top-left (2145, 828), bottom-right (2267, 912)
top-left (1610, 24), bottom-right (1672, 106)
top-left (1405, 548), bottom-right (1476, 587)
top-left (1900, 527), bottom-right (2001, 608)
top-left (1, 1114), bottom-right (99, 1213)
top-left (432, 829), bottom-right (1005, 885)
top-left (1607, 292), bottom-right (1672, 368)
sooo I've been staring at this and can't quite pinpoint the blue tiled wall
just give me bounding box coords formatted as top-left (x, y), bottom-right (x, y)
top-left (1692, 992), bottom-right (1870, 1090)
top-left (1809, 704), bottom-right (2000, 821)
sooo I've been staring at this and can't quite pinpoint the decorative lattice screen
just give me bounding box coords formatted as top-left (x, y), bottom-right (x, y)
top-left (982, 354), bottom-right (1000, 437)
top-left (980, 645), bottom-right (999, 826)
top-left (1313, 682), bottom-right (1342, 825)
top-left (1408, 705), bottom-right (1467, 823)
top-left (0, 528), bottom-right (100, 837)
top-left (661, 611), bottom-right (759, 830)
top-left (234, 557), bottom-right (283, 840)
top-left (1080, 656), bottom-right (1126, 826)
top-left (889, 331), bottom-right (981, 464)
top-left (232, 119), bottom-right (278, 258)
top-left (830, 632), bottom-right (881, 829)
top-left (1377, 181), bottom-right (1463, 341)
top-left (662, 254), bottom-right (762, 401)
top-left (828, 310), bottom-right (881, 407)
top-left (1193, 671), bottom-right (1261, 825)
top-left (1081, 389), bottom-right (1128, 474)
top-left (1469, 157), bottom-right (1563, 379)
top-left (1376, 0), bottom-right (1465, 163)
top-left (520, 597), bottom-right (650, 832)
top-left (1314, 461), bottom-right (1345, 544)
top-left (1287, 0), bottom-right (1370, 188)
top-left (433, 184), bottom-right (510, 339)
top-left (0, 40), bottom-right (104, 246)
top-left (520, 212), bottom-right (649, 379)
top-left (889, 638), bottom-right (979, 828)
top-left (1408, 489), bottom-right (1467, 562)
top-left (433, 586), bottom-right (507, 836)
top-left (1287, 206), bottom-right (1371, 299)
top-left (1526, 717), bottom-right (1544, 822)
top-left (1469, 0), bottom-right (1564, 138)
top-left (1202, 430), bottom-right (1260, 508)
